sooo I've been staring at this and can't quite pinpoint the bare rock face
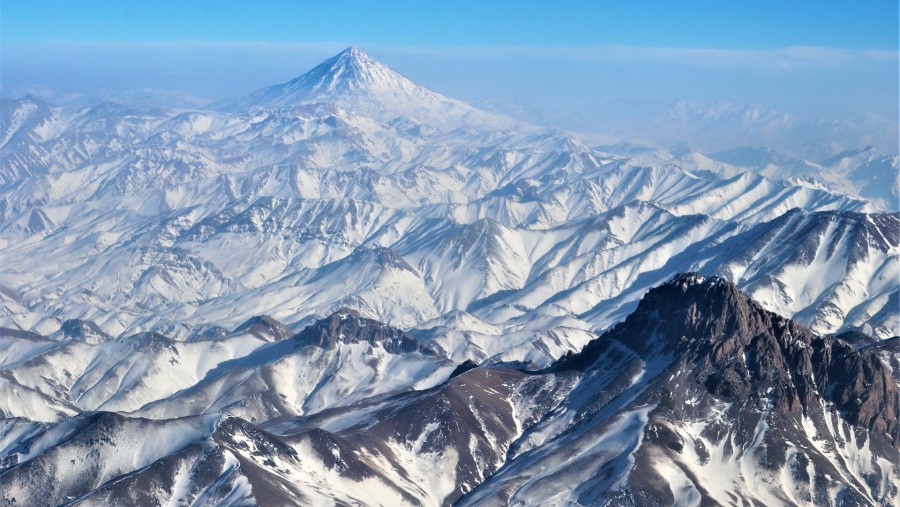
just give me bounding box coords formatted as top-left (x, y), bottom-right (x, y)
top-left (813, 337), bottom-right (897, 439)
top-left (291, 308), bottom-right (432, 355)
top-left (232, 314), bottom-right (293, 341)
top-left (864, 336), bottom-right (900, 383)
top-left (586, 273), bottom-right (898, 443)
top-left (60, 319), bottom-right (112, 344)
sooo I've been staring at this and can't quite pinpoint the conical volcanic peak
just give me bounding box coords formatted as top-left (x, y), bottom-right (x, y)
top-left (329, 46), bottom-right (379, 71)
top-left (216, 46), bottom-right (432, 111)
top-left (216, 46), bottom-right (516, 130)
top-left (279, 46), bottom-right (408, 100)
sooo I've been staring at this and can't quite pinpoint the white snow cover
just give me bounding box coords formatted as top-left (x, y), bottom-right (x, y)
top-left (0, 46), bottom-right (897, 506)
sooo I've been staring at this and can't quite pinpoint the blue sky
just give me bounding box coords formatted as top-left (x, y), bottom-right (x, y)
top-left (2, 1), bottom-right (898, 122)
top-left (4, 1), bottom-right (898, 48)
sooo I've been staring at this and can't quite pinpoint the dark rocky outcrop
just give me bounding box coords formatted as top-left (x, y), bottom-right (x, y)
top-left (513, 273), bottom-right (900, 505)
top-left (831, 329), bottom-right (879, 348)
top-left (60, 319), bottom-right (112, 344)
top-left (232, 314), bottom-right (293, 341)
top-left (863, 336), bottom-right (900, 382)
top-left (449, 359), bottom-right (479, 379)
top-left (291, 308), bottom-right (432, 355)
top-left (560, 273), bottom-right (899, 444)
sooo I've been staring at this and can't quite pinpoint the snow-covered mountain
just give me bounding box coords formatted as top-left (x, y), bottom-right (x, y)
top-left (0, 47), bottom-right (897, 505)
top-left (461, 274), bottom-right (899, 506)
top-left (2, 276), bottom-right (896, 505)
top-left (217, 46), bottom-right (510, 131)
top-left (0, 309), bottom-right (452, 424)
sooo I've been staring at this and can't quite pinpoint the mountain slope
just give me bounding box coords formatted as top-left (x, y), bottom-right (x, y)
top-left (2, 276), bottom-right (895, 506)
top-left (461, 274), bottom-right (899, 506)
top-left (0, 310), bottom-right (454, 424)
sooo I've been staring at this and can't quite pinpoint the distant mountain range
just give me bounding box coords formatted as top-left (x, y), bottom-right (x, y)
top-left (0, 47), bottom-right (897, 506)
top-left (478, 98), bottom-right (900, 163)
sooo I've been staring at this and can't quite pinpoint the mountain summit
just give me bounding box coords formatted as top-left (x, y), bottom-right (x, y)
top-left (289, 46), bottom-right (405, 98)
top-left (239, 46), bottom-right (408, 106)
top-left (217, 46), bottom-right (513, 129)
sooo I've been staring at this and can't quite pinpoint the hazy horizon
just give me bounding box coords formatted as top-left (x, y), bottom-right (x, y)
top-left (3, 1), bottom-right (898, 152)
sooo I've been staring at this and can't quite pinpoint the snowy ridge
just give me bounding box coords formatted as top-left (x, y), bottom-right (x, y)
top-left (0, 46), bottom-right (898, 505)
top-left (1, 276), bottom-right (896, 505)
top-left (0, 310), bottom-right (452, 423)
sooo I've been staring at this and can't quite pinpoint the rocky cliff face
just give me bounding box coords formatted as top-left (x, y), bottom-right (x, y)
top-left (59, 319), bottom-right (112, 344)
top-left (471, 274), bottom-right (899, 506)
top-left (596, 273), bottom-right (898, 442)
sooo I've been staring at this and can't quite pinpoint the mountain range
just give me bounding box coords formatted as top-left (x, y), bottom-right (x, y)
top-left (1, 275), bottom-right (896, 505)
top-left (0, 46), bottom-right (897, 505)
top-left (479, 98), bottom-right (900, 164)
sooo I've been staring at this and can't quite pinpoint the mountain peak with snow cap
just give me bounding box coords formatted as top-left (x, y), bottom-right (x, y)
top-left (217, 46), bottom-right (516, 130)
top-left (335, 45), bottom-right (374, 65)
top-left (293, 46), bottom-right (399, 97)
